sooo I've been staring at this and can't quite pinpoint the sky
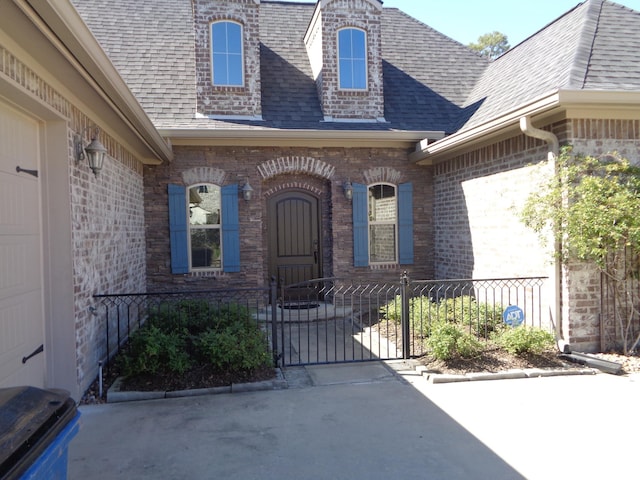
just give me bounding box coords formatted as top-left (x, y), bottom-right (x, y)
top-left (379, 0), bottom-right (640, 47)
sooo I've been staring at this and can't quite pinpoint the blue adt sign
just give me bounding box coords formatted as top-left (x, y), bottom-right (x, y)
top-left (503, 305), bottom-right (525, 327)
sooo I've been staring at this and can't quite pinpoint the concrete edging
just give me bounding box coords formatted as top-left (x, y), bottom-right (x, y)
top-left (419, 367), bottom-right (597, 384)
top-left (107, 368), bottom-right (288, 403)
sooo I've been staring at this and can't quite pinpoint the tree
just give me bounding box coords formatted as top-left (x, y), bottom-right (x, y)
top-left (521, 146), bottom-right (640, 354)
top-left (468, 31), bottom-right (510, 59)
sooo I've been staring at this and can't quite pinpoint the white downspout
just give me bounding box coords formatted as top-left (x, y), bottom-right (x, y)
top-left (519, 116), bottom-right (569, 353)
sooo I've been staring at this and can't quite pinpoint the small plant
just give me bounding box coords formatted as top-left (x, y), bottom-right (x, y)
top-left (427, 322), bottom-right (483, 361)
top-left (496, 325), bottom-right (555, 355)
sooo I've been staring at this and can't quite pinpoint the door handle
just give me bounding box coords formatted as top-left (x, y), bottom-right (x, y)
top-left (22, 344), bottom-right (44, 364)
top-left (313, 240), bottom-right (318, 264)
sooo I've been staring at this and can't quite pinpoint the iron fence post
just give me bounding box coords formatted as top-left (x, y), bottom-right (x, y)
top-left (270, 276), bottom-right (280, 367)
top-left (401, 271), bottom-right (411, 359)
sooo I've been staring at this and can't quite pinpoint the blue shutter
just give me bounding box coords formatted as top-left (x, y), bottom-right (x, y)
top-left (168, 184), bottom-right (189, 274)
top-left (352, 183), bottom-right (369, 267)
top-left (398, 182), bottom-right (414, 265)
top-left (221, 184), bottom-right (240, 272)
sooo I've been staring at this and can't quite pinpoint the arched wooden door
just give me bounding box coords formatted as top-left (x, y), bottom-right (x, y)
top-left (268, 190), bottom-right (321, 288)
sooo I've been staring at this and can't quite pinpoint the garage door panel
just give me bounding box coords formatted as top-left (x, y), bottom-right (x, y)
top-left (0, 100), bottom-right (44, 389)
top-left (0, 235), bottom-right (41, 298)
top-left (0, 291), bottom-right (44, 387)
top-left (0, 171), bottom-right (40, 235)
top-left (0, 103), bottom-right (38, 175)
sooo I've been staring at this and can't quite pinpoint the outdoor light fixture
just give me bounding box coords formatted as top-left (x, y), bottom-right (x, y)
top-left (343, 179), bottom-right (353, 202)
top-left (74, 127), bottom-right (108, 178)
top-left (241, 178), bottom-right (253, 201)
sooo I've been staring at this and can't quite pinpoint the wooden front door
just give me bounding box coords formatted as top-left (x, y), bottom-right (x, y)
top-left (268, 190), bottom-right (321, 288)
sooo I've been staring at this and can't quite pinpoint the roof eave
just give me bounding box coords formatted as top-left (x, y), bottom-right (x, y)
top-left (162, 128), bottom-right (445, 149)
top-left (20, 0), bottom-right (173, 164)
top-left (411, 89), bottom-right (640, 165)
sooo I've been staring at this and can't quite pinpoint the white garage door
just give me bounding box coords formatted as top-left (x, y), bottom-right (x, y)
top-left (0, 100), bottom-right (45, 388)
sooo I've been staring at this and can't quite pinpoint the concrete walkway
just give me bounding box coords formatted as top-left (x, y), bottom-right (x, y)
top-left (69, 363), bottom-right (640, 479)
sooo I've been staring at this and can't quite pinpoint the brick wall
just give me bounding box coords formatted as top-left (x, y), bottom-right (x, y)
top-left (144, 145), bottom-right (433, 291)
top-left (69, 119), bottom-right (147, 393)
top-left (312, 0), bottom-right (384, 120)
top-left (193, 0), bottom-right (262, 117)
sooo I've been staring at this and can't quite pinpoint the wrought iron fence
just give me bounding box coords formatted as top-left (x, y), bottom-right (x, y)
top-left (93, 274), bottom-right (549, 371)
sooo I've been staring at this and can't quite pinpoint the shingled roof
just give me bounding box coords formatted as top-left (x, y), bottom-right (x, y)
top-left (72, 0), bottom-right (640, 138)
top-left (456, 0), bottom-right (640, 133)
top-left (72, 0), bottom-right (487, 134)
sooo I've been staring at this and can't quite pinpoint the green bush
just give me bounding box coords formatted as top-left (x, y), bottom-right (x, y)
top-left (426, 322), bottom-right (483, 361)
top-left (380, 294), bottom-right (503, 339)
top-left (118, 325), bottom-right (191, 376)
top-left (195, 320), bottom-right (271, 371)
top-left (118, 300), bottom-right (270, 379)
top-left (496, 325), bottom-right (555, 355)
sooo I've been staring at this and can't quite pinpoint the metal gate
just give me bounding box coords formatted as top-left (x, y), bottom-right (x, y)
top-left (275, 278), bottom-right (406, 366)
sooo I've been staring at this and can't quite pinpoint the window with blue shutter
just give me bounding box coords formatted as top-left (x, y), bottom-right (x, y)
top-left (351, 181), bottom-right (413, 267)
top-left (168, 183), bottom-right (240, 274)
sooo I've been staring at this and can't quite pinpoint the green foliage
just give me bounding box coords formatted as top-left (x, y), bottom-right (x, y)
top-left (521, 146), bottom-right (640, 270)
top-left (118, 300), bottom-right (270, 378)
top-left (381, 295), bottom-right (503, 339)
top-left (118, 325), bottom-right (191, 376)
top-left (427, 322), bottom-right (483, 361)
top-left (496, 326), bottom-right (555, 355)
top-left (468, 31), bottom-right (510, 59)
top-left (195, 320), bottom-right (270, 371)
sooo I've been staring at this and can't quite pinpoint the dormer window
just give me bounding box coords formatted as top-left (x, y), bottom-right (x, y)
top-left (338, 28), bottom-right (367, 90)
top-left (211, 21), bottom-right (244, 86)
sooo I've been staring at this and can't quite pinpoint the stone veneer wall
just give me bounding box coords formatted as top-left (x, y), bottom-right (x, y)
top-left (0, 43), bottom-right (147, 394)
top-left (315, 0), bottom-right (384, 120)
top-left (144, 145), bottom-right (433, 291)
top-left (193, 0), bottom-right (262, 117)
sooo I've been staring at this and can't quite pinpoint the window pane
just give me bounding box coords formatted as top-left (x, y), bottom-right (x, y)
top-left (227, 54), bottom-right (243, 85)
top-left (339, 59), bottom-right (353, 89)
top-left (227, 23), bottom-right (242, 54)
top-left (212, 53), bottom-right (228, 84)
top-left (189, 185), bottom-right (221, 225)
top-left (352, 59), bottom-right (367, 89)
top-left (338, 29), bottom-right (352, 57)
top-left (351, 30), bottom-right (366, 58)
top-left (190, 229), bottom-right (221, 268)
top-left (211, 21), bottom-right (243, 86)
top-left (368, 185), bottom-right (396, 222)
top-left (369, 225), bottom-right (396, 263)
top-left (212, 23), bottom-right (227, 53)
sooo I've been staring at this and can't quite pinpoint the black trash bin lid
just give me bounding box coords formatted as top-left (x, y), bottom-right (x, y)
top-left (0, 386), bottom-right (76, 480)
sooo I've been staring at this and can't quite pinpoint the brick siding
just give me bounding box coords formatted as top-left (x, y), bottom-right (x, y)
top-left (144, 145), bottom-right (433, 291)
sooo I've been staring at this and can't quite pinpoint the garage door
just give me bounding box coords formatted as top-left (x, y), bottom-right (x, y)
top-left (0, 101), bottom-right (45, 388)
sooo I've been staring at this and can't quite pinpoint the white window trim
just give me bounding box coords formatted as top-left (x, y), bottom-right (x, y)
top-left (368, 182), bottom-right (398, 265)
top-left (210, 20), bottom-right (245, 87)
top-left (337, 27), bottom-right (368, 91)
top-left (187, 183), bottom-right (223, 272)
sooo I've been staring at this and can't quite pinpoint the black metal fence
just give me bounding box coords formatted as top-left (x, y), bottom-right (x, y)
top-left (93, 274), bottom-right (549, 371)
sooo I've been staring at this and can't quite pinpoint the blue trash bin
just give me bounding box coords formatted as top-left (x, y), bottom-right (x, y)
top-left (0, 386), bottom-right (80, 480)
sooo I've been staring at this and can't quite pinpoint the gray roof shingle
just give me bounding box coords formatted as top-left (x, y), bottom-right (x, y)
top-left (71, 0), bottom-right (640, 136)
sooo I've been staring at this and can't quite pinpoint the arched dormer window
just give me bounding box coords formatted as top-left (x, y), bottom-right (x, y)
top-left (211, 21), bottom-right (244, 86)
top-left (338, 27), bottom-right (367, 90)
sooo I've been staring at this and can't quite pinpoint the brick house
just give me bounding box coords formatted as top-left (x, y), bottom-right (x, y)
top-left (1, 0), bottom-right (640, 399)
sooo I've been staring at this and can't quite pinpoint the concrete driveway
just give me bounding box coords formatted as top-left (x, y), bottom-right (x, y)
top-left (69, 362), bottom-right (640, 479)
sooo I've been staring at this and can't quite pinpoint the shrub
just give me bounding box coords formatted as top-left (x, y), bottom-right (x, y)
top-left (496, 325), bottom-right (555, 355)
top-left (118, 325), bottom-right (191, 376)
top-left (427, 322), bottom-right (483, 361)
top-left (195, 320), bottom-right (271, 371)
